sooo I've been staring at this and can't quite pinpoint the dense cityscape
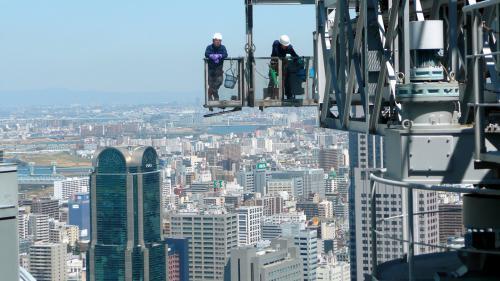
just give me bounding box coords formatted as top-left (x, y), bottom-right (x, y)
top-left (0, 104), bottom-right (465, 281)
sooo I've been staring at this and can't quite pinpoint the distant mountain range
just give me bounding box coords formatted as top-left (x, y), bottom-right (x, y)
top-left (0, 89), bottom-right (200, 107)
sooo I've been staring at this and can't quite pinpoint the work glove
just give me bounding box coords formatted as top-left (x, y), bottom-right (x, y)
top-left (209, 54), bottom-right (223, 63)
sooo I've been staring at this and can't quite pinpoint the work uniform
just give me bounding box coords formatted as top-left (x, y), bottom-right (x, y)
top-left (205, 44), bottom-right (228, 101)
top-left (268, 40), bottom-right (299, 100)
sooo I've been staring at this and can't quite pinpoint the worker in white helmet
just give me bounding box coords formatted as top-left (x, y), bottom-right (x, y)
top-left (267, 35), bottom-right (300, 100)
top-left (205, 33), bottom-right (228, 101)
top-left (271, 34), bottom-right (299, 58)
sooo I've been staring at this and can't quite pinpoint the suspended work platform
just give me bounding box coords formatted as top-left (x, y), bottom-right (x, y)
top-left (203, 56), bottom-right (318, 111)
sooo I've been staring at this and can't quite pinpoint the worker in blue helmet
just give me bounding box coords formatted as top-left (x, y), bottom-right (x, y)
top-left (205, 33), bottom-right (228, 101)
top-left (267, 35), bottom-right (300, 100)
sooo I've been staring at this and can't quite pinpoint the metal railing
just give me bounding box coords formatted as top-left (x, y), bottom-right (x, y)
top-left (369, 172), bottom-right (500, 281)
top-left (252, 56), bottom-right (317, 107)
top-left (204, 57), bottom-right (245, 109)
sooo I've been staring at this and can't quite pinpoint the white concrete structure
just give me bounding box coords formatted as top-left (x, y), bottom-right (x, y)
top-left (170, 211), bottom-right (238, 281)
top-left (317, 254), bottom-right (350, 281)
top-left (237, 206), bottom-right (263, 246)
top-left (53, 177), bottom-right (89, 201)
top-left (230, 238), bottom-right (303, 281)
top-left (29, 243), bottom-right (67, 281)
top-left (28, 214), bottom-right (50, 242)
top-left (284, 229), bottom-right (319, 281)
top-left (266, 179), bottom-right (295, 197)
top-left (352, 168), bottom-right (440, 280)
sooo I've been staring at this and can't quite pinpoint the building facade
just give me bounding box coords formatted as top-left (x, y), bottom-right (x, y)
top-left (237, 206), bottom-right (263, 246)
top-left (29, 243), bottom-right (67, 281)
top-left (230, 238), bottom-right (303, 281)
top-left (87, 146), bottom-right (168, 281)
top-left (170, 211), bottom-right (238, 281)
top-left (68, 193), bottom-right (90, 240)
top-left (54, 177), bottom-right (89, 201)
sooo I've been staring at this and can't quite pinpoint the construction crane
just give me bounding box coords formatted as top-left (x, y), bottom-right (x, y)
top-left (203, 0), bottom-right (500, 280)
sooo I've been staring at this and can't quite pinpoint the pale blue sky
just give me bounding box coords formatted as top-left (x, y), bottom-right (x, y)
top-left (0, 1), bottom-right (315, 104)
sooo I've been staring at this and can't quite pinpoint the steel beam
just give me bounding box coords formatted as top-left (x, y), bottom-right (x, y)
top-left (343, 5), bottom-right (366, 129)
top-left (369, 0), bottom-right (403, 133)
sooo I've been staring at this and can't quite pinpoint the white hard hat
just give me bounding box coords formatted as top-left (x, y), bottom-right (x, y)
top-left (279, 34), bottom-right (291, 46)
top-left (213, 33), bottom-right (223, 40)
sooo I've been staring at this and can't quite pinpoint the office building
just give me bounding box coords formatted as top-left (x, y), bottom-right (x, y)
top-left (348, 133), bottom-right (383, 281)
top-left (230, 238), bottom-right (303, 281)
top-left (237, 206), bottom-right (263, 246)
top-left (32, 198), bottom-right (59, 220)
top-left (0, 163), bottom-right (19, 281)
top-left (87, 146), bottom-right (168, 281)
top-left (29, 243), bottom-right (67, 281)
top-left (53, 177), bottom-right (89, 201)
top-left (266, 179), bottom-right (295, 198)
top-left (255, 196), bottom-right (283, 216)
top-left (438, 203), bottom-right (464, 244)
top-left (317, 253), bottom-right (350, 281)
top-left (351, 167), bottom-right (439, 280)
top-left (170, 211), bottom-right (238, 281)
top-left (284, 229), bottom-right (319, 281)
top-left (49, 222), bottom-right (79, 247)
top-left (319, 145), bottom-right (345, 173)
top-left (29, 214), bottom-right (50, 242)
top-left (272, 169), bottom-right (324, 198)
top-left (165, 238), bottom-right (190, 281)
top-left (68, 193), bottom-right (90, 240)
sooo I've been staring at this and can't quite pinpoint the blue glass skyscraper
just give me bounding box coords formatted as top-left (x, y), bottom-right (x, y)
top-left (87, 146), bottom-right (167, 281)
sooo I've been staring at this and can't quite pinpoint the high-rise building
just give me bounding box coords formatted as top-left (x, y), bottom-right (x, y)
top-left (284, 229), bottom-right (319, 281)
top-left (165, 238), bottom-right (190, 281)
top-left (318, 200), bottom-right (334, 219)
top-left (32, 198), bottom-right (59, 219)
top-left (29, 242), bottom-right (67, 281)
top-left (237, 206), bottom-right (263, 246)
top-left (230, 238), bottom-right (303, 281)
top-left (348, 133), bottom-right (383, 281)
top-left (255, 196), bottom-right (283, 216)
top-left (68, 193), bottom-right (90, 240)
top-left (438, 203), bottom-right (464, 244)
top-left (87, 146), bottom-right (168, 281)
top-left (266, 179), bottom-right (295, 198)
top-left (348, 132), bottom-right (441, 280)
top-left (331, 173), bottom-right (349, 221)
top-left (29, 214), bottom-right (50, 242)
top-left (254, 169), bottom-right (270, 195)
top-left (317, 253), bottom-right (350, 281)
top-left (236, 171), bottom-right (254, 192)
top-left (0, 163), bottom-right (19, 280)
top-left (273, 169), bottom-right (325, 198)
top-left (19, 208), bottom-right (30, 240)
top-left (0, 150), bottom-right (4, 162)
top-left (170, 211), bottom-right (238, 281)
top-left (53, 177), bottom-right (89, 201)
top-left (49, 222), bottom-right (79, 247)
top-left (319, 145), bottom-right (345, 173)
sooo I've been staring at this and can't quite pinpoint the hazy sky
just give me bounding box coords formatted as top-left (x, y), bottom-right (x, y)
top-left (0, 1), bottom-right (315, 104)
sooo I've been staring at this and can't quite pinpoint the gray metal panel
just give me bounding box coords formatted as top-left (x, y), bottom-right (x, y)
top-left (409, 21), bottom-right (444, 50)
top-left (408, 136), bottom-right (453, 172)
top-left (384, 127), bottom-right (498, 184)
